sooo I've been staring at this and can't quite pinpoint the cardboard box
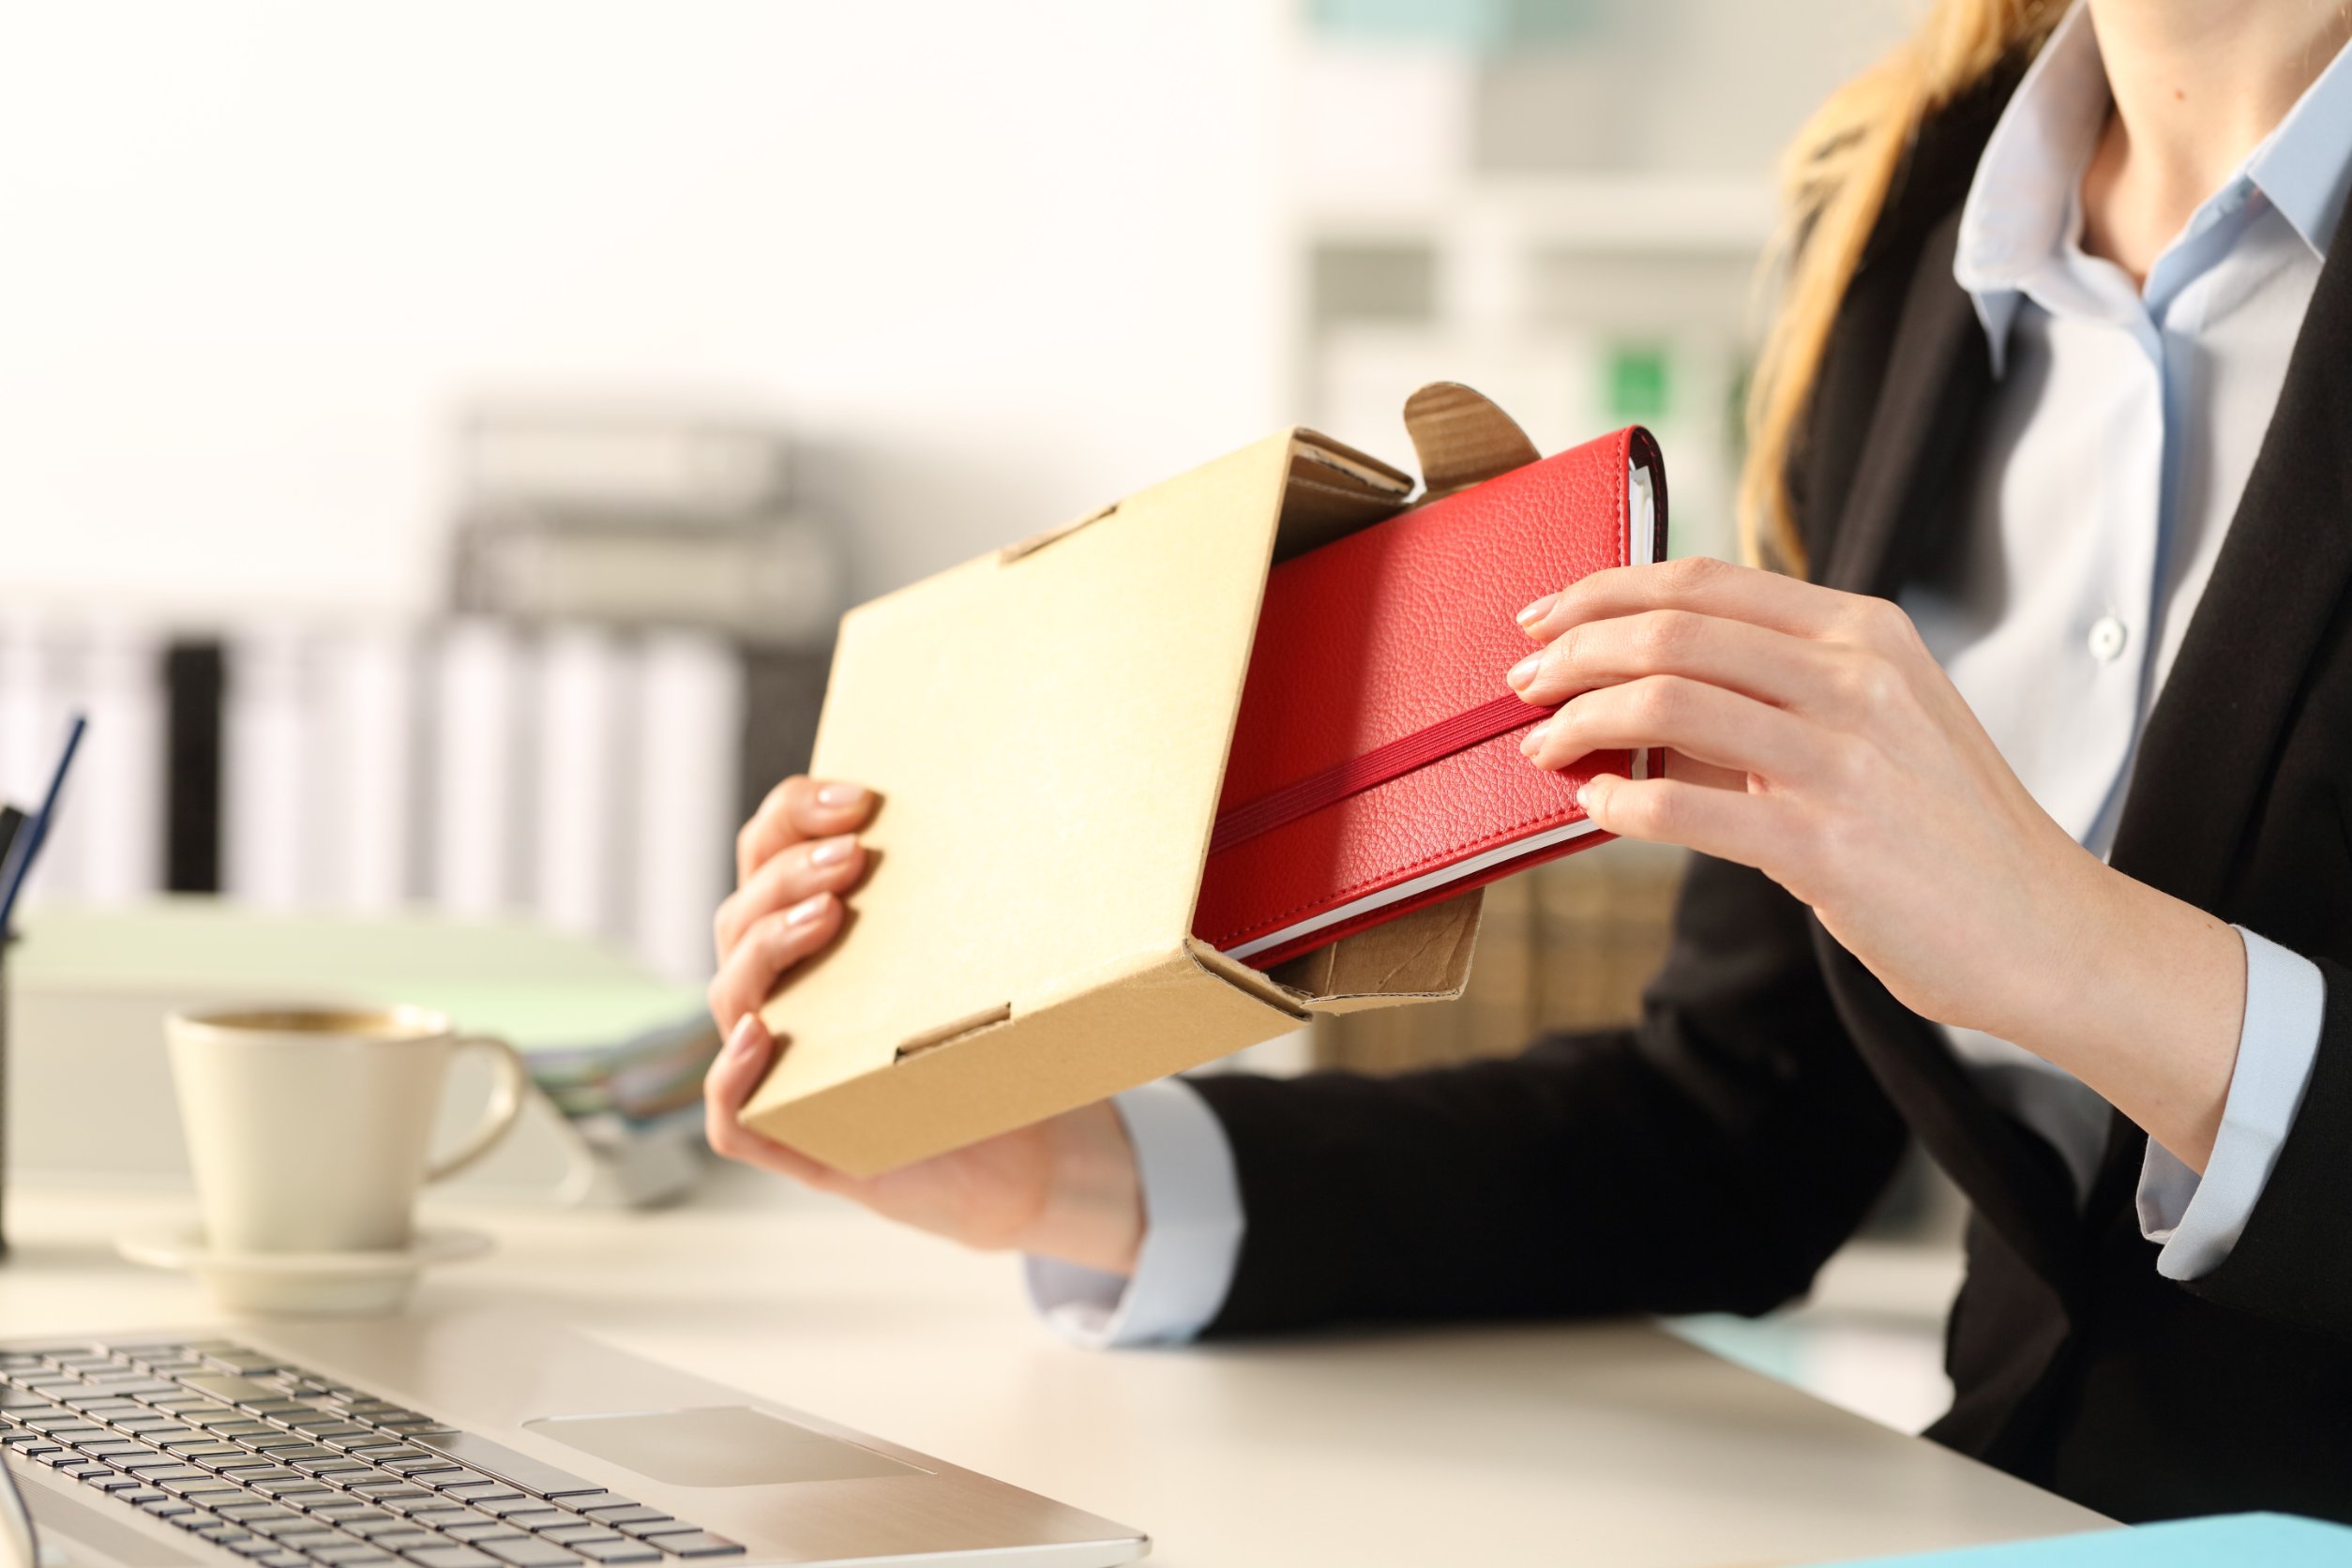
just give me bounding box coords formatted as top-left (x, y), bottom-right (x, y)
top-left (745, 384), bottom-right (1544, 1174)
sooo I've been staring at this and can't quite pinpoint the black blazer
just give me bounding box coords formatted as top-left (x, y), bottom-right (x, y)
top-left (1189, 62), bottom-right (2352, 1525)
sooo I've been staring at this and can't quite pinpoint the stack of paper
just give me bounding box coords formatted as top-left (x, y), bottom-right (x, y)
top-left (526, 1011), bottom-right (721, 1144)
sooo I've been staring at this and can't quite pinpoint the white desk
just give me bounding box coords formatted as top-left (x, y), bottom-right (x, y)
top-left (0, 1173), bottom-right (2105, 1568)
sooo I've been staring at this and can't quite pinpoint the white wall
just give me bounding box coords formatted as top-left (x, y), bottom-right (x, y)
top-left (0, 1), bottom-right (1291, 619)
top-left (0, 0), bottom-right (1920, 627)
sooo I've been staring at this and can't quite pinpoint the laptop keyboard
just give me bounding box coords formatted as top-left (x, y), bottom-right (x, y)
top-left (0, 1338), bottom-right (746, 1568)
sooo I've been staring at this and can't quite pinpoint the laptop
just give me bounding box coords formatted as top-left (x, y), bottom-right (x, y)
top-left (0, 1314), bottom-right (1147, 1568)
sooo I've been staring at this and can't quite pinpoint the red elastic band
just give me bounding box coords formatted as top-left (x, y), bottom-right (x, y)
top-left (1209, 691), bottom-right (1554, 858)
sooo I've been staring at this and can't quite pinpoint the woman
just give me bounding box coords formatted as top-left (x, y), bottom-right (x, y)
top-left (702, 0), bottom-right (2352, 1523)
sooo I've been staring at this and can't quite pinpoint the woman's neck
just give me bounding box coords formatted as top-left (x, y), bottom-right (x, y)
top-left (2080, 0), bottom-right (2352, 282)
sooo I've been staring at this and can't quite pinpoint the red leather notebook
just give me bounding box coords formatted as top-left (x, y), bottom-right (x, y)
top-left (1192, 426), bottom-right (1666, 969)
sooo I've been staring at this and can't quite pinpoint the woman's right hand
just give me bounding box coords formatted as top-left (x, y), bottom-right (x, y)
top-left (704, 776), bottom-right (1146, 1277)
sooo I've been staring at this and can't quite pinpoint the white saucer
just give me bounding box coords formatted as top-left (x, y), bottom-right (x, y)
top-left (115, 1227), bottom-right (493, 1316)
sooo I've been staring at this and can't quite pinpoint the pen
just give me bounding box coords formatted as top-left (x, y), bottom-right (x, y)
top-left (0, 713), bottom-right (88, 937)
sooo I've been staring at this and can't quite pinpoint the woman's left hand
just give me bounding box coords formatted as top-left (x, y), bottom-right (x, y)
top-left (1510, 556), bottom-right (2242, 1165)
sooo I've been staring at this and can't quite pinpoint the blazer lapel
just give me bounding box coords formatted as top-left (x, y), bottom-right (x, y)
top-left (2104, 207), bottom-right (2352, 911)
top-left (2081, 190), bottom-right (2352, 1219)
top-left (1808, 201), bottom-right (2085, 1288)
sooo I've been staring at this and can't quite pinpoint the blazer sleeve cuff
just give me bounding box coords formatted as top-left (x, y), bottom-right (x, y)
top-left (2137, 927), bottom-right (2326, 1280)
top-left (2186, 953), bottom-right (2352, 1334)
top-left (1023, 1078), bottom-right (1244, 1348)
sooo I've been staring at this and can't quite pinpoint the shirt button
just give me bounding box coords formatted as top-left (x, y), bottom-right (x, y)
top-left (2088, 615), bottom-right (2129, 662)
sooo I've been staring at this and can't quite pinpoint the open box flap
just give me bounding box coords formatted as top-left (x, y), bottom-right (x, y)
top-left (1269, 888), bottom-right (1484, 1010)
top-left (1402, 382), bottom-right (1543, 501)
top-left (751, 429), bottom-right (1412, 1103)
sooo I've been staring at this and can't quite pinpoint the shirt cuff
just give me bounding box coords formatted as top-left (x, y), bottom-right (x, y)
top-left (2138, 927), bottom-right (2327, 1280)
top-left (1023, 1077), bottom-right (1245, 1348)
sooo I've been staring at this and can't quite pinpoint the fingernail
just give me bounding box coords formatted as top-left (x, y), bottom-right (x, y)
top-left (815, 781), bottom-right (867, 809)
top-left (807, 835), bottom-right (856, 867)
top-left (785, 893), bottom-right (832, 927)
top-left (1520, 719), bottom-right (1552, 756)
top-left (724, 1014), bottom-right (761, 1061)
top-left (1515, 594), bottom-right (1557, 633)
top-left (1506, 654), bottom-right (1541, 691)
top-left (1576, 780), bottom-right (1594, 811)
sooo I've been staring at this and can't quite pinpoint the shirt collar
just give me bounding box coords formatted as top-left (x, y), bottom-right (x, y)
top-left (1952, 0), bottom-right (2108, 359)
top-left (1952, 0), bottom-right (2352, 369)
top-left (2245, 29), bottom-right (2352, 260)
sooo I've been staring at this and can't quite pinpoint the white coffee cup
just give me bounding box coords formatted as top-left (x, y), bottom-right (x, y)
top-left (165, 1003), bottom-right (528, 1255)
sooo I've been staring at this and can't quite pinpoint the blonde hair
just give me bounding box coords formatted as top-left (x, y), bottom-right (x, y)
top-left (1740, 0), bottom-right (2066, 573)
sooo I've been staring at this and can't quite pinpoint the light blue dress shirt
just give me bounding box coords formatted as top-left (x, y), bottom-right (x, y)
top-left (1916, 0), bottom-right (2343, 1276)
top-left (1030, 0), bottom-right (2347, 1344)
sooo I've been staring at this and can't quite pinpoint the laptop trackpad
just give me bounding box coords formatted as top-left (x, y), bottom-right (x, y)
top-left (523, 1408), bottom-right (926, 1487)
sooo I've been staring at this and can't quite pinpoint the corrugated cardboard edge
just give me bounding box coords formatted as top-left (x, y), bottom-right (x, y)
top-left (1270, 889), bottom-right (1484, 1014)
top-left (1289, 429), bottom-right (1415, 493)
top-left (1403, 382), bottom-right (1542, 501)
top-left (743, 942), bottom-right (1307, 1178)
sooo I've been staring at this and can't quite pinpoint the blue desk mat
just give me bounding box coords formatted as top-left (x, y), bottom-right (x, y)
top-left (1818, 1514), bottom-right (2352, 1565)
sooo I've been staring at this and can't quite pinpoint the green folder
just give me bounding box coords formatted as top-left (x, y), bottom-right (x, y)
top-left (18, 897), bottom-right (715, 1122)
